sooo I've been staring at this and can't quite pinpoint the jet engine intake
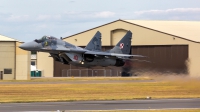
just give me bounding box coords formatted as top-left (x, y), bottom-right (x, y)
top-left (114, 59), bottom-right (125, 67)
top-left (84, 54), bottom-right (95, 62)
top-left (59, 53), bottom-right (71, 64)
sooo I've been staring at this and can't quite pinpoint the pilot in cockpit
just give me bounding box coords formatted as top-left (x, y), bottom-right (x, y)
top-left (35, 35), bottom-right (48, 43)
top-left (35, 35), bottom-right (57, 43)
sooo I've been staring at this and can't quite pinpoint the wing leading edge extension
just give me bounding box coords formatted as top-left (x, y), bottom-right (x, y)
top-left (41, 45), bottom-right (88, 53)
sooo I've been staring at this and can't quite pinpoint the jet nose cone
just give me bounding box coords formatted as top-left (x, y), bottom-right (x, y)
top-left (19, 43), bottom-right (29, 50)
top-left (19, 41), bottom-right (38, 50)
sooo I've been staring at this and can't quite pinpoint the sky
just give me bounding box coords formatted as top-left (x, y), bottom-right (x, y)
top-left (0, 0), bottom-right (200, 42)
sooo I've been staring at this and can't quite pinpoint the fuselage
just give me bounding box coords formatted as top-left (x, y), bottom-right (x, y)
top-left (19, 36), bottom-right (125, 68)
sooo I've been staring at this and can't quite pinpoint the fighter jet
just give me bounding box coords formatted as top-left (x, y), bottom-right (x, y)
top-left (19, 31), bottom-right (145, 67)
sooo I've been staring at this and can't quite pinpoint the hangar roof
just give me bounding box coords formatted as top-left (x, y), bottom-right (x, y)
top-left (64, 19), bottom-right (200, 43)
top-left (124, 20), bottom-right (200, 43)
top-left (0, 34), bottom-right (19, 42)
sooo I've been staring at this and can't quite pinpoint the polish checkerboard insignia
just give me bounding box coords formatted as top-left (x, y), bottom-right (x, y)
top-left (120, 43), bottom-right (124, 49)
top-left (74, 55), bottom-right (78, 60)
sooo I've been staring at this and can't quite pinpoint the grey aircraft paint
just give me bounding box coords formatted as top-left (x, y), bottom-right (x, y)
top-left (85, 31), bottom-right (102, 51)
top-left (19, 31), bottom-right (145, 68)
top-left (109, 31), bottom-right (132, 54)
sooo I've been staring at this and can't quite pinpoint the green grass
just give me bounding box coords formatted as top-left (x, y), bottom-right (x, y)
top-left (0, 77), bottom-right (200, 103)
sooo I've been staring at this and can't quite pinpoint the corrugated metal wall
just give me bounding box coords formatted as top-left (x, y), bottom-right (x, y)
top-left (54, 45), bottom-right (188, 77)
top-left (131, 45), bottom-right (188, 75)
top-left (0, 42), bottom-right (15, 80)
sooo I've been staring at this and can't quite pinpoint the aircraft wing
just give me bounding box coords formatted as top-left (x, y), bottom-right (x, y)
top-left (84, 51), bottom-right (146, 58)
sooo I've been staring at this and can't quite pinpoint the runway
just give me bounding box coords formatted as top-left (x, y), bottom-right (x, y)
top-left (0, 99), bottom-right (200, 112)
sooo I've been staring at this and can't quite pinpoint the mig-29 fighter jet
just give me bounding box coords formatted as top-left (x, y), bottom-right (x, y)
top-left (19, 31), bottom-right (145, 67)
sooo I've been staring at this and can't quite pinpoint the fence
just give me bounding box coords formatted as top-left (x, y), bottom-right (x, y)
top-left (61, 69), bottom-right (122, 77)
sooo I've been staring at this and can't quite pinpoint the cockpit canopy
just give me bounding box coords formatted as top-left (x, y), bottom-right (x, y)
top-left (34, 35), bottom-right (57, 43)
top-left (41, 35), bottom-right (48, 40)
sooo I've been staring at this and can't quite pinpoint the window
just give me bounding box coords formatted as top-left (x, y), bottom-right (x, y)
top-left (31, 61), bottom-right (36, 65)
top-left (31, 51), bottom-right (37, 54)
top-left (4, 69), bottom-right (12, 74)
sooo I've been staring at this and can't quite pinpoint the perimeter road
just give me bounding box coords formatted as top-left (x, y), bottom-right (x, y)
top-left (0, 99), bottom-right (200, 112)
top-left (0, 79), bottom-right (154, 84)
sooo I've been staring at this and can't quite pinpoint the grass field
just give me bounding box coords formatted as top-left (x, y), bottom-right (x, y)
top-left (84, 109), bottom-right (200, 112)
top-left (0, 76), bottom-right (200, 103)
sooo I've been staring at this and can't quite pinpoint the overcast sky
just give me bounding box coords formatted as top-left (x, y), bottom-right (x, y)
top-left (1, 0), bottom-right (200, 42)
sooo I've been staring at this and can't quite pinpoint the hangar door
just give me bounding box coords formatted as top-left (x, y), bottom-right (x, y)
top-left (53, 45), bottom-right (188, 77)
top-left (111, 29), bottom-right (127, 45)
top-left (131, 45), bottom-right (188, 74)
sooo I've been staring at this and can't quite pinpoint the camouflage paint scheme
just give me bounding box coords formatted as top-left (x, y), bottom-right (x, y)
top-left (19, 31), bottom-right (145, 68)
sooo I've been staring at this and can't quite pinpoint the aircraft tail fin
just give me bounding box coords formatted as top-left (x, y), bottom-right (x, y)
top-left (85, 31), bottom-right (102, 51)
top-left (109, 31), bottom-right (132, 54)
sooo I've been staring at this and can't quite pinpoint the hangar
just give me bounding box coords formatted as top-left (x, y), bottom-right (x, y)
top-left (37, 19), bottom-right (200, 77)
top-left (0, 35), bottom-right (30, 80)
